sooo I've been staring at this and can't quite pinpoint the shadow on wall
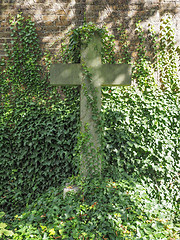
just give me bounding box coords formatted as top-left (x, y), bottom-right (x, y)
top-left (85, 0), bottom-right (177, 49)
top-left (0, 0), bottom-right (178, 55)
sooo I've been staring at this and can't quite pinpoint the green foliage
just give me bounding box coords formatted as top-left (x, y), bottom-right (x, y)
top-left (77, 64), bottom-right (103, 178)
top-left (63, 22), bottom-right (116, 178)
top-left (0, 14), bottom-right (80, 215)
top-left (0, 212), bottom-right (14, 239)
top-left (3, 177), bottom-right (180, 239)
top-left (131, 22), bottom-right (157, 90)
top-left (103, 87), bottom-right (179, 215)
top-left (0, 12), bottom-right (179, 239)
top-left (0, 98), bottom-right (79, 214)
top-left (0, 14), bottom-right (45, 95)
top-left (158, 15), bottom-right (180, 92)
top-left (58, 22), bottom-right (115, 64)
top-left (103, 14), bottom-right (179, 225)
top-left (118, 24), bottom-right (131, 64)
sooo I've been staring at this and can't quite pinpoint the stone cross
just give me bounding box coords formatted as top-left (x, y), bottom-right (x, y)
top-left (50, 33), bottom-right (132, 177)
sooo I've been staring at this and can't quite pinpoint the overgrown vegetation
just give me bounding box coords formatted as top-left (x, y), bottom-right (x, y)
top-left (6, 178), bottom-right (180, 239)
top-left (0, 14), bottom-right (80, 215)
top-left (0, 212), bottom-right (13, 238)
top-left (0, 13), bottom-right (179, 239)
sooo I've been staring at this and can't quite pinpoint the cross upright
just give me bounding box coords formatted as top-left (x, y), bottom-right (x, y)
top-left (50, 33), bottom-right (132, 178)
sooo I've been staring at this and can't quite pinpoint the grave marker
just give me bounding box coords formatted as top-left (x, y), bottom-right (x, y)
top-left (50, 33), bottom-right (132, 177)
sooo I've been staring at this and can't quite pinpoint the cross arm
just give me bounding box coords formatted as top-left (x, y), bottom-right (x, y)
top-left (96, 64), bottom-right (132, 86)
top-left (50, 64), bottom-right (82, 86)
top-left (50, 63), bottom-right (132, 87)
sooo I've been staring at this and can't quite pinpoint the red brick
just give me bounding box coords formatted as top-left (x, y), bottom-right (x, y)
top-left (56, 9), bottom-right (66, 15)
top-left (0, 32), bottom-right (11, 38)
top-left (35, 0), bottom-right (46, 3)
top-left (0, 0), bottom-right (179, 59)
top-left (42, 15), bottom-right (58, 22)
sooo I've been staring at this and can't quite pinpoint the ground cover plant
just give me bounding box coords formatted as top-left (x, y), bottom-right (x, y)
top-left (4, 177), bottom-right (180, 239)
top-left (0, 13), bottom-right (179, 239)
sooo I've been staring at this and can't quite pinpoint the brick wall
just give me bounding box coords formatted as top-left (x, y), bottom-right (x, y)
top-left (0, 0), bottom-right (180, 59)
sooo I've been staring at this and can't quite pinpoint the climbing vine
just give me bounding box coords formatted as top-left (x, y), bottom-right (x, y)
top-left (158, 15), bottom-right (180, 92)
top-left (62, 23), bottom-right (117, 178)
top-left (0, 15), bottom-right (179, 240)
top-left (0, 14), bottom-right (80, 215)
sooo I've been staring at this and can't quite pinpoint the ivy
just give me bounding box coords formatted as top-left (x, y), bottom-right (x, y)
top-left (7, 178), bottom-right (180, 239)
top-left (0, 14), bottom-right (80, 215)
top-left (1, 14), bottom-right (46, 94)
top-left (65, 22), bottom-right (115, 64)
top-left (63, 23), bottom-right (116, 178)
top-left (158, 15), bottom-right (180, 92)
top-left (0, 212), bottom-right (14, 238)
top-left (102, 15), bottom-right (179, 226)
top-left (0, 13), bottom-right (179, 238)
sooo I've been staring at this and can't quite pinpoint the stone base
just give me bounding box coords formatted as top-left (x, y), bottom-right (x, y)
top-left (63, 183), bottom-right (79, 199)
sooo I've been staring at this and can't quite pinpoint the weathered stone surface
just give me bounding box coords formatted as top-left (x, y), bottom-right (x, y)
top-left (63, 183), bottom-right (79, 199)
top-left (50, 34), bottom-right (131, 178)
